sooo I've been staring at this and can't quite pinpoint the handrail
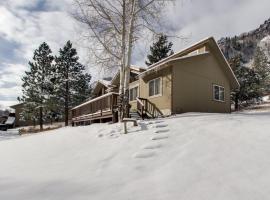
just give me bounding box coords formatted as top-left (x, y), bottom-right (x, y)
top-left (71, 92), bottom-right (118, 110)
top-left (136, 97), bottom-right (146, 120)
top-left (136, 97), bottom-right (144, 107)
top-left (136, 97), bottom-right (163, 119)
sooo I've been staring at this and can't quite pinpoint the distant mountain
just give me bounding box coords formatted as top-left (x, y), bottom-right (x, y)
top-left (218, 18), bottom-right (270, 66)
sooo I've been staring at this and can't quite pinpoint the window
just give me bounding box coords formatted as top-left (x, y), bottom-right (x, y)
top-left (129, 86), bottom-right (138, 101)
top-left (149, 78), bottom-right (161, 97)
top-left (213, 85), bottom-right (225, 102)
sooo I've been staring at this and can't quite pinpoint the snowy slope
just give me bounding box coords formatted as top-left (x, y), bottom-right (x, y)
top-left (1, 112), bottom-right (270, 199)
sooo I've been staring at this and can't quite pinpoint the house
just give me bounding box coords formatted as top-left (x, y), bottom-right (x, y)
top-left (71, 66), bottom-right (146, 125)
top-left (71, 37), bottom-right (240, 126)
top-left (10, 103), bottom-right (34, 127)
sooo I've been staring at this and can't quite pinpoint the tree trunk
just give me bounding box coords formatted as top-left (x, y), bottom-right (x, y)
top-left (65, 80), bottom-right (69, 126)
top-left (39, 106), bottom-right (43, 130)
top-left (123, 0), bottom-right (136, 119)
top-left (235, 94), bottom-right (239, 111)
top-left (118, 0), bottom-right (126, 122)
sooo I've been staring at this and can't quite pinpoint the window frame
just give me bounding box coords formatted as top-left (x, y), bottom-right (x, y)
top-left (213, 84), bottom-right (225, 102)
top-left (129, 85), bottom-right (139, 102)
top-left (148, 77), bottom-right (162, 98)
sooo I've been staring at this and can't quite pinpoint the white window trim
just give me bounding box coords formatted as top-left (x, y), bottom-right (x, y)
top-left (213, 84), bottom-right (225, 102)
top-left (129, 85), bottom-right (139, 102)
top-left (148, 77), bottom-right (162, 98)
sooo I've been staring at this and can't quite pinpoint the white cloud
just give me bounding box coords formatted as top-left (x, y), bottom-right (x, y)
top-left (0, 1), bottom-right (87, 108)
top-left (0, 63), bottom-right (27, 104)
top-left (163, 0), bottom-right (270, 50)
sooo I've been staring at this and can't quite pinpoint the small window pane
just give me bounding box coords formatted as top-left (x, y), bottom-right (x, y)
top-left (155, 78), bottom-right (160, 95)
top-left (129, 89), bottom-right (133, 101)
top-left (213, 85), bottom-right (225, 101)
top-left (130, 87), bottom-right (138, 101)
top-left (219, 87), bottom-right (225, 101)
top-left (134, 87), bottom-right (138, 99)
top-left (214, 86), bottom-right (219, 100)
top-left (149, 81), bottom-right (154, 96)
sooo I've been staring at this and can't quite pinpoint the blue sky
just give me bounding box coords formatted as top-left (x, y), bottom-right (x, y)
top-left (0, 0), bottom-right (270, 108)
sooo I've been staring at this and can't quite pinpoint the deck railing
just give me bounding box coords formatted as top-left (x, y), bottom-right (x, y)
top-left (71, 92), bottom-right (119, 120)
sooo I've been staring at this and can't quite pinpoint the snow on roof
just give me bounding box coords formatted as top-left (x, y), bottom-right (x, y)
top-left (5, 117), bottom-right (15, 125)
top-left (98, 80), bottom-right (111, 87)
top-left (130, 65), bottom-right (146, 71)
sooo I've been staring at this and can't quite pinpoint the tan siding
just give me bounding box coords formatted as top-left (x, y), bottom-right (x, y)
top-left (139, 67), bottom-right (172, 115)
top-left (172, 53), bottom-right (231, 113)
top-left (129, 80), bottom-right (140, 111)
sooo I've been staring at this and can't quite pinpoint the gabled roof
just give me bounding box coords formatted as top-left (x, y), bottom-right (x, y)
top-left (140, 37), bottom-right (240, 89)
top-left (10, 103), bottom-right (24, 109)
top-left (110, 65), bottom-right (146, 86)
top-left (98, 80), bottom-right (111, 87)
top-left (92, 80), bottom-right (112, 95)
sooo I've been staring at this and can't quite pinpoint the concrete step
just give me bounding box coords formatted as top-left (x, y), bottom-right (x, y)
top-left (130, 112), bottom-right (141, 119)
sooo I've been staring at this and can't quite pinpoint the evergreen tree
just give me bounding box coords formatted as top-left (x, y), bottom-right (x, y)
top-left (19, 42), bottom-right (54, 130)
top-left (55, 41), bottom-right (91, 126)
top-left (253, 46), bottom-right (270, 94)
top-left (145, 34), bottom-right (174, 66)
top-left (19, 102), bottom-right (38, 127)
top-left (230, 55), bottom-right (261, 110)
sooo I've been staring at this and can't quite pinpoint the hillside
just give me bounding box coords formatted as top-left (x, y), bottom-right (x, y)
top-left (218, 18), bottom-right (270, 65)
top-left (1, 111), bottom-right (270, 199)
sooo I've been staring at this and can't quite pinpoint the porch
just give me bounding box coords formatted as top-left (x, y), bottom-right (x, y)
top-left (71, 92), bottom-right (119, 126)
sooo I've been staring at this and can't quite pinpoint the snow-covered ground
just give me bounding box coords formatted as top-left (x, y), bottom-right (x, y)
top-left (0, 112), bottom-right (270, 199)
top-left (0, 129), bottom-right (20, 141)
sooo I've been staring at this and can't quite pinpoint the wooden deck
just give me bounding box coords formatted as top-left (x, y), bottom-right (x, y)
top-left (71, 92), bottom-right (119, 125)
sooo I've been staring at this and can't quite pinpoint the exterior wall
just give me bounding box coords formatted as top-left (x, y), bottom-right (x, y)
top-left (12, 104), bottom-right (34, 127)
top-left (14, 105), bottom-right (22, 126)
top-left (172, 53), bottom-right (231, 113)
top-left (129, 80), bottom-right (140, 111)
top-left (139, 67), bottom-right (172, 115)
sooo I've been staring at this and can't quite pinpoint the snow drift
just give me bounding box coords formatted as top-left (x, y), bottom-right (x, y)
top-left (0, 112), bottom-right (270, 200)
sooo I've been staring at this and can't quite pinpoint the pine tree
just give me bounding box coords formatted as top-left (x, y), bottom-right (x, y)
top-left (145, 34), bottom-right (174, 66)
top-left (19, 102), bottom-right (38, 127)
top-left (253, 46), bottom-right (270, 94)
top-left (19, 42), bottom-right (54, 130)
top-left (55, 41), bottom-right (91, 126)
top-left (230, 55), bottom-right (261, 110)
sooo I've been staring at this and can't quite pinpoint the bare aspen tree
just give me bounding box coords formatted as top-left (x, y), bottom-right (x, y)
top-left (73, 0), bottom-right (173, 133)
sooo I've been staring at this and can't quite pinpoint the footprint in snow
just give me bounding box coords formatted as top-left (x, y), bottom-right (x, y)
top-left (145, 121), bottom-right (164, 125)
top-left (151, 134), bottom-right (169, 140)
top-left (150, 124), bottom-right (168, 128)
top-left (154, 129), bottom-right (170, 134)
top-left (153, 121), bottom-right (164, 124)
top-left (142, 142), bottom-right (163, 149)
top-left (133, 151), bottom-right (156, 158)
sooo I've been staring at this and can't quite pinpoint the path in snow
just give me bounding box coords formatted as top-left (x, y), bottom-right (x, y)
top-left (134, 120), bottom-right (170, 159)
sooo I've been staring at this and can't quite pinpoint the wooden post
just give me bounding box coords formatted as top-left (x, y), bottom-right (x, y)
top-left (100, 98), bottom-right (103, 116)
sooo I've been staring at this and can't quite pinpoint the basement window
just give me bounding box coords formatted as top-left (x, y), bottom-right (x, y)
top-left (129, 86), bottom-right (138, 101)
top-left (149, 78), bottom-right (161, 97)
top-left (213, 84), bottom-right (225, 102)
